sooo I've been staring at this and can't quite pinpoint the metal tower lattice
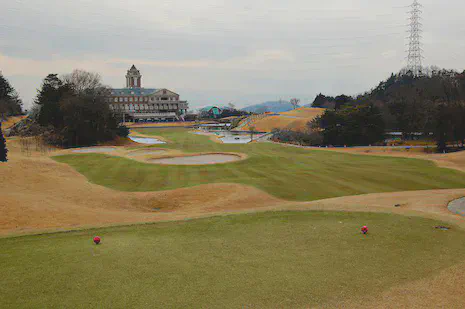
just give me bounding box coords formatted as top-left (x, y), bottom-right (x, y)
top-left (407, 0), bottom-right (423, 77)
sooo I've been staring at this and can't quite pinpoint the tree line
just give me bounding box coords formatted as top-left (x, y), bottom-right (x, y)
top-left (282, 68), bottom-right (465, 150)
top-left (272, 103), bottom-right (385, 147)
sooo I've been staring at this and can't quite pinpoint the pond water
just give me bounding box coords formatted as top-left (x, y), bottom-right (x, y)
top-left (147, 154), bottom-right (241, 165)
top-left (129, 136), bottom-right (166, 144)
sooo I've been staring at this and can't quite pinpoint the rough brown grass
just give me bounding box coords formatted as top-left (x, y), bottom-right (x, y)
top-left (323, 147), bottom-right (465, 173)
top-left (0, 138), bottom-right (285, 236)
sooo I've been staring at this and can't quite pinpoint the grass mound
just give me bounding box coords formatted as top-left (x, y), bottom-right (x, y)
top-left (1, 211), bottom-right (464, 308)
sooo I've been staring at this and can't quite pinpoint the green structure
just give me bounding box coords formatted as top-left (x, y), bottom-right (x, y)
top-left (200, 106), bottom-right (222, 119)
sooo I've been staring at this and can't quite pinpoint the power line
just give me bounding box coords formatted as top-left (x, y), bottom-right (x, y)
top-left (407, 0), bottom-right (423, 76)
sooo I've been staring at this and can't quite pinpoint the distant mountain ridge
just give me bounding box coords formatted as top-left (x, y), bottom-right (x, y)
top-left (241, 101), bottom-right (295, 113)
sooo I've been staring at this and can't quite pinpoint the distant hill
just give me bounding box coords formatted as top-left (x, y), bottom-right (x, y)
top-left (242, 101), bottom-right (295, 113)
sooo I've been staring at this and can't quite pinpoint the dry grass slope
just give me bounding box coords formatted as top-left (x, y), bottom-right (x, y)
top-left (0, 138), bottom-right (285, 236)
top-left (240, 107), bottom-right (325, 132)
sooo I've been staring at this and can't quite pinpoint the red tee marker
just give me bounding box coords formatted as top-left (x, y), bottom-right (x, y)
top-left (93, 236), bottom-right (101, 245)
top-left (361, 226), bottom-right (368, 234)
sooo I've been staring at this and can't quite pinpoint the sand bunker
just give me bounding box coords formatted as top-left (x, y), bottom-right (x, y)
top-left (72, 147), bottom-right (116, 153)
top-left (148, 154), bottom-right (241, 165)
top-left (448, 197), bottom-right (465, 216)
top-left (129, 136), bottom-right (165, 144)
top-left (127, 149), bottom-right (166, 156)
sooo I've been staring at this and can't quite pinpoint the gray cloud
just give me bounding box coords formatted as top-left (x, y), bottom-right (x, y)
top-left (1, 0), bottom-right (464, 109)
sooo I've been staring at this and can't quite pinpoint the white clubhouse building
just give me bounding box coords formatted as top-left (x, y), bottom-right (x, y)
top-left (108, 65), bottom-right (188, 122)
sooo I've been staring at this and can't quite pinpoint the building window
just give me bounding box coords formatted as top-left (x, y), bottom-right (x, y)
top-left (119, 97), bottom-right (123, 102)
top-left (124, 97), bottom-right (128, 102)
top-left (129, 97), bottom-right (133, 102)
top-left (114, 98), bottom-right (118, 102)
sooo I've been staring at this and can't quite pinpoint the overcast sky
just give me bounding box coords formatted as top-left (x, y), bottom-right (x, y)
top-left (1, 0), bottom-right (464, 109)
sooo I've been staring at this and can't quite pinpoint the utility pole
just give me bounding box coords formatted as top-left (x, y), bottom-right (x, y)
top-left (407, 0), bottom-right (423, 77)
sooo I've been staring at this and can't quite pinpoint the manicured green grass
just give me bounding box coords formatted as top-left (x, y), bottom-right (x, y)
top-left (53, 128), bottom-right (465, 201)
top-left (1, 211), bottom-right (464, 308)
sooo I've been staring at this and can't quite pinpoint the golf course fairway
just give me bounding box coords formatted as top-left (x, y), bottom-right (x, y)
top-left (54, 128), bottom-right (465, 201)
top-left (1, 211), bottom-right (465, 308)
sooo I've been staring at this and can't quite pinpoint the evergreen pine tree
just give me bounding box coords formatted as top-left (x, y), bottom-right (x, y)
top-left (0, 122), bottom-right (7, 162)
top-left (0, 73), bottom-right (22, 117)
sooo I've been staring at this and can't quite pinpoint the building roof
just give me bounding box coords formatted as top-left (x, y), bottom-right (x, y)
top-left (111, 88), bottom-right (157, 96)
top-left (200, 106), bottom-right (221, 111)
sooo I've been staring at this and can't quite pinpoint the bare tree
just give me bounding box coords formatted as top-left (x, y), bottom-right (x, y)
top-left (62, 69), bottom-right (109, 96)
top-left (290, 98), bottom-right (300, 110)
top-left (249, 125), bottom-right (256, 142)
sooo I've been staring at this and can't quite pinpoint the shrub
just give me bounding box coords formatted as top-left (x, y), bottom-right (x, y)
top-left (0, 123), bottom-right (8, 162)
top-left (271, 129), bottom-right (323, 146)
top-left (117, 125), bottom-right (130, 138)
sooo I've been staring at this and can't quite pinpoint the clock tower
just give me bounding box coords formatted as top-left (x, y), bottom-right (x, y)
top-left (126, 65), bottom-right (142, 88)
